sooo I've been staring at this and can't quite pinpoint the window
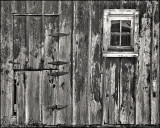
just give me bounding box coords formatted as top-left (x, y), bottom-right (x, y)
top-left (103, 9), bottom-right (139, 57)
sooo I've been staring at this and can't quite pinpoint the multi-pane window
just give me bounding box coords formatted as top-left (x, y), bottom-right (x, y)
top-left (111, 20), bottom-right (131, 46)
top-left (103, 9), bottom-right (139, 56)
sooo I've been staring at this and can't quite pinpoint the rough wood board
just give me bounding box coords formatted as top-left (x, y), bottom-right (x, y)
top-left (16, 72), bottom-right (25, 124)
top-left (136, 1), bottom-right (152, 124)
top-left (151, 1), bottom-right (159, 124)
top-left (89, 1), bottom-right (103, 125)
top-left (42, 70), bottom-right (57, 125)
top-left (25, 71), bottom-right (41, 124)
top-left (57, 1), bottom-right (72, 125)
top-left (43, 16), bottom-right (59, 69)
top-left (1, 1), bottom-right (14, 124)
top-left (72, 1), bottom-right (89, 125)
top-left (120, 58), bottom-right (135, 124)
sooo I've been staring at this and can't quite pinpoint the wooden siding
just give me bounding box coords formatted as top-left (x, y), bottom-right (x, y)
top-left (1, 0), bottom-right (159, 126)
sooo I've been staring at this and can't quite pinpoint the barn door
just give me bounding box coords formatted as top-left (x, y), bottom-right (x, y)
top-left (13, 15), bottom-right (59, 124)
top-left (103, 57), bottom-right (136, 124)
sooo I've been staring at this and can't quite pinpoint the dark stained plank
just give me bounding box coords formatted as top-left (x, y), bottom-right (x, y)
top-left (56, 1), bottom-right (72, 125)
top-left (120, 58), bottom-right (135, 124)
top-left (73, 1), bottom-right (89, 125)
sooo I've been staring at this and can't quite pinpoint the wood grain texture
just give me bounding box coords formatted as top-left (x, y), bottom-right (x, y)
top-left (104, 58), bottom-right (120, 124)
top-left (42, 70), bottom-right (57, 125)
top-left (151, 1), bottom-right (159, 124)
top-left (1, 1), bottom-right (14, 124)
top-left (57, 1), bottom-right (72, 125)
top-left (120, 58), bottom-right (135, 124)
top-left (89, 1), bottom-right (103, 125)
top-left (72, 1), bottom-right (89, 125)
top-left (136, 1), bottom-right (152, 124)
top-left (15, 72), bottom-right (25, 124)
top-left (25, 71), bottom-right (41, 124)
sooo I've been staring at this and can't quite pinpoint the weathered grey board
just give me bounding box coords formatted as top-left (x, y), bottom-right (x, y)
top-left (73, 1), bottom-right (90, 125)
top-left (57, 1), bottom-right (72, 125)
top-left (1, 0), bottom-right (159, 126)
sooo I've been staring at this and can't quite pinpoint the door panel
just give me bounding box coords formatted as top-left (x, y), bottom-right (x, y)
top-left (13, 15), bottom-right (59, 69)
top-left (104, 57), bottom-right (135, 124)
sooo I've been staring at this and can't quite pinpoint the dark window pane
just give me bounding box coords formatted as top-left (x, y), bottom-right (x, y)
top-left (122, 20), bottom-right (131, 32)
top-left (121, 20), bottom-right (131, 46)
top-left (111, 20), bottom-right (120, 32)
top-left (121, 34), bottom-right (131, 46)
top-left (111, 20), bottom-right (120, 46)
top-left (111, 33), bottom-right (120, 46)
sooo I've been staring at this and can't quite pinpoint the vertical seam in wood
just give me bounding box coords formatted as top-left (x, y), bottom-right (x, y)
top-left (70, 0), bottom-right (74, 125)
top-left (150, 1), bottom-right (154, 124)
top-left (87, 0), bottom-right (92, 125)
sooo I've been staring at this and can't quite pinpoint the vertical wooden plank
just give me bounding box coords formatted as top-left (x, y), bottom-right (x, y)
top-left (104, 58), bottom-right (120, 125)
top-left (25, 71), bottom-right (41, 124)
top-left (56, 1), bottom-right (72, 125)
top-left (1, 1), bottom-right (14, 124)
top-left (42, 1), bottom-right (59, 125)
top-left (27, 16), bottom-right (42, 69)
top-left (43, 16), bottom-right (59, 69)
top-left (73, 1), bottom-right (89, 125)
top-left (13, 16), bottom-right (26, 69)
top-left (16, 71), bottom-right (25, 124)
top-left (13, 1), bottom-right (27, 70)
top-left (89, 1), bottom-right (103, 124)
top-left (42, 70), bottom-right (57, 125)
top-left (120, 58), bottom-right (135, 124)
top-left (136, 1), bottom-right (152, 124)
top-left (151, 1), bottom-right (159, 124)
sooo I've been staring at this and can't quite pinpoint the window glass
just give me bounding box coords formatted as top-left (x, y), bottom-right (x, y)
top-left (121, 20), bottom-right (131, 46)
top-left (111, 20), bottom-right (120, 46)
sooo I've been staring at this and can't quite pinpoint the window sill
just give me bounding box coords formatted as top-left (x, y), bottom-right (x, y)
top-left (103, 52), bottom-right (138, 57)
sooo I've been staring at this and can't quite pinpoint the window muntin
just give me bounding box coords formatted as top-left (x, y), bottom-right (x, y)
top-left (109, 16), bottom-right (134, 51)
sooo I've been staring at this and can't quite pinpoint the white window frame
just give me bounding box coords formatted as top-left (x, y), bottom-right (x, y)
top-left (103, 9), bottom-right (139, 57)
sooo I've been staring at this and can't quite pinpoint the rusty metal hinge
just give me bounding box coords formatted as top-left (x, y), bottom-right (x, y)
top-left (47, 105), bottom-right (68, 111)
top-left (48, 61), bottom-right (69, 65)
top-left (49, 71), bottom-right (68, 76)
top-left (49, 32), bottom-right (69, 37)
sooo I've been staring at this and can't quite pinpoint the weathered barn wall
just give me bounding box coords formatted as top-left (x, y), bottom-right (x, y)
top-left (1, 0), bottom-right (159, 126)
